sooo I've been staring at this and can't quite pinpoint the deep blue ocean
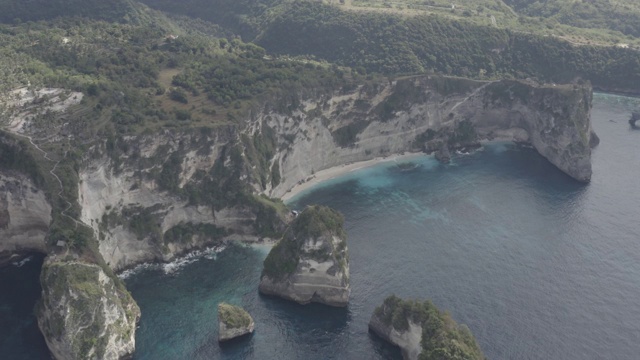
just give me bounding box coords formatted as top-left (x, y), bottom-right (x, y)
top-left (1, 93), bottom-right (639, 359)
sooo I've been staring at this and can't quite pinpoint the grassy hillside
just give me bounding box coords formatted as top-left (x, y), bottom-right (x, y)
top-left (505, 0), bottom-right (640, 38)
top-left (0, 0), bottom-right (141, 23)
top-left (138, 0), bottom-right (640, 93)
top-left (254, 1), bottom-right (640, 91)
top-left (0, 9), bottom-right (355, 260)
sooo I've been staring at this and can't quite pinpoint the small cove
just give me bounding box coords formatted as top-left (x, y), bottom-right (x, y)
top-left (1, 93), bottom-right (639, 359)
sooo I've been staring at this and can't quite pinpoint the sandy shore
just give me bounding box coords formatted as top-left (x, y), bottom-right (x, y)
top-left (281, 151), bottom-right (427, 203)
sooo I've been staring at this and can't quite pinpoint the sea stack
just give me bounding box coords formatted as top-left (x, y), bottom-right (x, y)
top-left (37, 258), bottom-right (140, 360)
top-left (369, 295), bottom-right (485, 360)
top-left (259, 205), bottom-right (350, 306)
top-left (218, 303), bottom-right (255, 342)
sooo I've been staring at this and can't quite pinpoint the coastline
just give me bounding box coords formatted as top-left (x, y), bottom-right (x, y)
top-left (280, 151), bottom-right (427, 203)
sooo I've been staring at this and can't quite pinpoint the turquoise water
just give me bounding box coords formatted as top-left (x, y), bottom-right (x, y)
top-left (1, 93), bottom-right (639, 359)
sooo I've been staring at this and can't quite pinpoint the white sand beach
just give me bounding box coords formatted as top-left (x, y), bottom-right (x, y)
top-left (281, 151), bottom-right (426, 202)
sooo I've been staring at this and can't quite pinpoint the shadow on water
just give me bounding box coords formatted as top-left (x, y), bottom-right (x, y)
top-left (0, 253), bottom-right (50, 360)
top-left (258, 292), bottom-right (351, 333)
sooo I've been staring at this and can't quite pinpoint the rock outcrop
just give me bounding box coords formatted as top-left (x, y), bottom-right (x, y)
top-left (37, 258), bottom-right (140, 360)
top-left (369, 295), bottom-right (485, 360)
top-left (26, 75), bottom-right (592, 273)
top-left (217, 303), bottom-right (255, 342)
top-left (0, 173), bottom-right (51, 265)
top-left (267, 77), bottom-right (595, 199)
top-left (259, 205), bottom-right (350, 306)
top-left (369, 311), bottom-right (423, 360)
top-left (0, 75), bottom-right (594, 358)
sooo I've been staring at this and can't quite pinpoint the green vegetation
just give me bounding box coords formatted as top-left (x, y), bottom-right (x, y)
top-left (375, 295), bottom-right (485, 360)
top-left (255, 2), bottom-right (640, 92)
top-left (331, 120), bottom-right (370, 147)
top-left (449, 120), bottom-right (477, 145)
top-left (164, 222), bottom-right (227, 245)
top-left (0, 134), bottom-right (46, 187)
top-left (0, 0), bottom-right (635, 279)
top-left (218, 302), bottom-right (252, 328)
top-left (38, 261), bottom-right (139, 360)
top-left (263, 205), bottom-right (346, 278)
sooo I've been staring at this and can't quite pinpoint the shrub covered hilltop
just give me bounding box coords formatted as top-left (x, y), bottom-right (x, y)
top-left (370, 295), bottom-right (485, 360)
top-left (260, 206), bottom-right (350, 306)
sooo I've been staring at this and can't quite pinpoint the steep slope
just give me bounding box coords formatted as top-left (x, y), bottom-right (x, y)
top-left (259, 205), bottom-right (350, 306)
top-left (370, 295), bottom-right (485, 360)
top-left (37, 259), bottom-right (140, 360)
top-left (0, 10), bottom-right (597, 357)
top-left (264, 76), bottom-right (594, 200)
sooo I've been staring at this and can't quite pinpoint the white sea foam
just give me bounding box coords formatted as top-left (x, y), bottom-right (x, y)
top-left (117, 245), bottom-right (227, 279)
top-left (12, 256), bottom-right (33, 267)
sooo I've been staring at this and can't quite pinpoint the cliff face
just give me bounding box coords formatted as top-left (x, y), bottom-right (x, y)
top-left (264, 77), bottom-right (594, 199)
top-left (259, 206), bottom-right (350, 306)
top-left (0, 173), bottom-right (51, 265)
top-left (0, 75), bottom-right (593, 358)
top-left (37, 259), bottom-right (140, 360)
top-left (217, 303), bottom-right (255, 342)
top-left (369, 295), bottom-right (485, 360)
top-left (71, 76), bottom-right (593, 271)
top-left (78, 128), bottom-right (286, 271)
top-left (369, 314), bottom-right (423, 360)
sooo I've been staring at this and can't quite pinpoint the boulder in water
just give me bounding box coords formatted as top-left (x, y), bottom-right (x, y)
top-left (259, 205), bottom-right (350, 307)
top-left (218, 303), bottom-right (254, 342)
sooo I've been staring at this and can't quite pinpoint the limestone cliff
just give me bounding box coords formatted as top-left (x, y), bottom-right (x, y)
top-left (37, 258), bottom-right (140, 360)
top-left (63, 76), bottom-right (594, 271)
top-left (369, 295), bottom-right (485, 360)
top-left (265, 77), bottom-right (595, 199)
top-left (259, 205), bottom-right (350, 306)
top-left (217, 303), bottom-right (255, 342)
top-left (0, 75), bottom-right (594, 358)
top-left (369, 313), bottom-right (423, 360)
top-left (0, 173), bottom-right (51, 265)
top-left (79, 128), bottom-right (287, 271)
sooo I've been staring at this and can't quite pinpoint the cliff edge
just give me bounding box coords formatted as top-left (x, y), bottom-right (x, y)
top-left (369, 295), bottom-right (485, 360)
top-left (259, 205), bottom-right (350, 306)
top-left (37, 259), bottom-right (140, 360)
top-left (218, 303), bottom-right (255, 342)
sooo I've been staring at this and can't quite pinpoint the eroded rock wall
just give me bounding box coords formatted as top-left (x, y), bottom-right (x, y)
top-left (264, 76), bottom-right (593, 198)
top-left (369, 314), bottom-right (423, 360)
top-left (0, 173), bottom-right (51, 265)
top-left (259, 206), bottom-right (350, 306)
top-left (79, 129), bottom-right (262, 271)
top-left (37, 259), bottom-right (140, 360)
top-left (75, 76), bottom-right (593, 272)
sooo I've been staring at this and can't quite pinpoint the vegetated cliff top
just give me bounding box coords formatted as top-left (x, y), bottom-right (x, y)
top-left (262, 206), bottom-right (346, 279)
top-left (375, 295), bottom-right (485, 360)
top-left (139, 0), bottom-right (640, 47)
top-left (218, 303), bottom-right (252, 329)
top-left (291, 205), bottom-right (346, 239)
top-left (137, 0), bottom-right (640, 93)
